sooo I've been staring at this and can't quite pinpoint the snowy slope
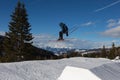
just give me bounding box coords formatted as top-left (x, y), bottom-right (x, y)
top-left (0, 57), bottom-right (120, 80)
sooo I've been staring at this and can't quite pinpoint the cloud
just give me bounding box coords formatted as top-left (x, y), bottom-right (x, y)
top-left (0, 31), bottom-right (5, 36)
top-left (101, 18), bottom-right (120, 38)
top-left (107, 19), bottom-right (120, 28)
top-left (33, 34), bottom-right (56, 40)
top-left (102, 26), bottom-right (120, 38)
top-left (95, 0), bottom-right (120, 12)
top-left (81, 21), bottom-right (94, 26)
top-left (107, 19), bottom-right (117, 28)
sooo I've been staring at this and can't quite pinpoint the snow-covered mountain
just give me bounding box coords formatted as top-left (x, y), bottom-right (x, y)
top-left (32, 34), bottom-right (104, 53)
top-left (0, 57), bottom-right (120, 80)
top-left (33, 34), bottom-right (101, 49)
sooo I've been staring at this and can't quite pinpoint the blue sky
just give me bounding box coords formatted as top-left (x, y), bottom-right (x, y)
top-left (1, 0), bottom-right (120, 47)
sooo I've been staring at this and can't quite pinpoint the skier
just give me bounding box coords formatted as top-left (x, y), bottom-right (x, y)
top-left (58, 22), bottom-right (68, 40)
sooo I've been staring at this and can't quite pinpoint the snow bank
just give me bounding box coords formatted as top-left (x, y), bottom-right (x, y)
top-left (0, 57), bottom-right (120, 80)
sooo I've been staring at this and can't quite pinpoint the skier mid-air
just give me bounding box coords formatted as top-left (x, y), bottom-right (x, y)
top-left (58, 22), bottom-right (68, 40)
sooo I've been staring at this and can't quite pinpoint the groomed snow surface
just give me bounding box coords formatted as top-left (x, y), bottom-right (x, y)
top-left (58, 66), bottom-right (101, 80)
top-left (0, 57), bottom-right (120, 80)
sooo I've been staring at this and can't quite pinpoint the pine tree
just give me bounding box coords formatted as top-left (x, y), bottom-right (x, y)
top-left (101, 45), bottom-right (107, 58)
top-left (3, 1), bottom-right (33, 61)
top-left (108, 43), bottom-right (116, 59)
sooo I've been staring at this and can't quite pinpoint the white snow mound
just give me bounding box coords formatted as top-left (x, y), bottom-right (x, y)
top-left (58, 66), bottom-right (101, 80)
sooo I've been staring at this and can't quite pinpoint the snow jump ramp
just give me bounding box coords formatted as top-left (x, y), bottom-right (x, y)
top-left (58, 66), bottom-right (101, 80)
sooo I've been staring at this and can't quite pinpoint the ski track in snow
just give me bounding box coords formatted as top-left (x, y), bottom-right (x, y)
top-left (0, 57), bottom-right (120, 80)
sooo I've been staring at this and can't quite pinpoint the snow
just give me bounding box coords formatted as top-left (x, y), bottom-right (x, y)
top-left (0, 57), bottom-right (120, 80)
top-left (58, 66), bottom-right (101, 80)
